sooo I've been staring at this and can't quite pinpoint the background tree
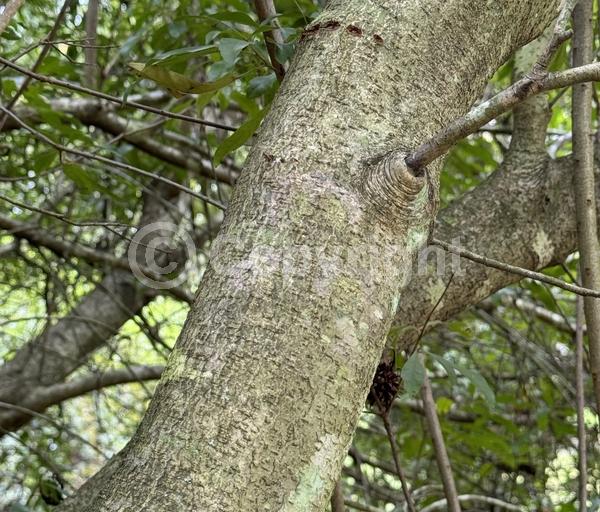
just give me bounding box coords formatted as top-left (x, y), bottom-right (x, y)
top-left (0, 0), bottom-right (599, 510)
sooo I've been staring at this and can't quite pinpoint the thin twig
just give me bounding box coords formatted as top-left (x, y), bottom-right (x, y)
top-left (0, 0), bottom-right (73, 129)
top-left (410, 273), bottom-right (455, 355)
top-left (431, 238), bottom-right (600, 298)
top-left (0, 56), bottom-right (237, 131)
top-left (405, 61), bottom-right (600, 170)
top-left (420, 354), bottom-right (461, 512)
top-left (372, 392), bottom-right (416, 512)
top-left (0, 106), bottom-right (226, 210)
top-left (0, 401), bottom-right (108, 458)
top-left (575, 294), bottom-right (588, 511)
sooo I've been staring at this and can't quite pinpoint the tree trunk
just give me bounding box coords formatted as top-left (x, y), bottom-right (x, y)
top-left (59, 1), bottom-right (560, 510)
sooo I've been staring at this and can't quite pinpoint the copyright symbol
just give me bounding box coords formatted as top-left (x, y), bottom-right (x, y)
top-left (127, 222), bottom-right (195, 290)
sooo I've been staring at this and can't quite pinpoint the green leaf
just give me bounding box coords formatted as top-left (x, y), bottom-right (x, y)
top-left (128, 62), bottom-right (235, 97)
top-left (275, 42), bottom-right (295, 65)
top-left (196, 90), bottom-right (217, 113)
top-left (428, 353), bottom-right (457, 387)
top-left (400, 353), bottom-right (425, 397)
top-left (247, 73), bottom-right (277, 98)
top-left (456, 364), bottom-right (496, 406)
top-left (436, 396), bottom-right (454, 414)
top-left (63, 163), bottom-right (96, 193)
top-left (33, 151), bottom-right (58, 173)
top-left (217, 38), bottom-right (249, 65)
top-left (213, 107), bottom-right (269, 166)
top-left (2, 77), bottom-right (18, 96)
top-left (2, 24), bottom-right (21, 40)
top-left (119, 29), bottom-right (146, 55)
top-left (39, 477), bottom-right (63, 505)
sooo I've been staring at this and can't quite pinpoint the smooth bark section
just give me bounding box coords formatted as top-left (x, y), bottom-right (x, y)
top-left (330, 480), bottom-right (346, 512)
top-left (421, 362), bottom-right (461, 512)
top-left (57, 1), bottom-right (560, 510)
top-left (575, 295), bottom-right (588, 511)
top-left (84, 0), bottom-right (100, 89)
top-left (572, 0), bottom-right (600, 414)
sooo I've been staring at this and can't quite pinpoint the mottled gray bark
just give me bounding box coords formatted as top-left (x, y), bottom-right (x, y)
top-left (57, 1), bottom-right (560, 510)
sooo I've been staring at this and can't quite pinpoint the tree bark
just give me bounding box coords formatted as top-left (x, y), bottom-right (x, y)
top-left (56, 1), bottom-right (561, 510)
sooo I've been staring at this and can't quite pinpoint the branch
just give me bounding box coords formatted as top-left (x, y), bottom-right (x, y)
top-left (342, 500), bottom-right (380, 512)
top-left (0, 95), bottom-right (239, 184)
top-left (84, 0), bottom-right (100, 89)
top-left (0, 189), bottom-right (195, 433)
top-left (330, 480), bottom-right (346, 512)
top-left (82, 110), bottom-right (239, 185)
top-left (405, 61), bottom-right (600, 170)
top-left (31, 365), bottom-right (164, 406)
top-left (372, 393), bottom-right (416, 512)
top-left (420, 494), bottom-right (523, 512)
top-left (431, 238), bottom-right (600, 298)
top-left (420, 357), bottom-right (461, 512)
top-left (0, 366), bottom-right (163, 436)
top-left (481, 295), bottom-right (578, 334)
top-left (252, 0), bottom-right (286, 82)
top-left (0, 56), bottom-right (236, 131)
top-left (575, 294), bottom-right (588, 511)
top-left (572, 0), bottom-right (600, 416)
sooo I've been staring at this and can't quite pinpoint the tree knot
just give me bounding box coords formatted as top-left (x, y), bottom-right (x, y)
top-left (360, 151), bottom-right (429, 227)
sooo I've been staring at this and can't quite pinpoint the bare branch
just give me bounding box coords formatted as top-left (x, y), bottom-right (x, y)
top-left (431, 238), bottom-right (600, 298)
top-left (572, 0), bottom-right (600, 416)
top-left (252, 0), bottom-right (286, 82)
top-left (405, 61), bottom-right (600, 170)
top-left (30, 365), bottom-right (164, 406)
top-left (420, 356), bottom-right (461, 512)
top-left (84, 0), bottom-right (100, 89)
top-left (575, 294), bottom-right (588, 511)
